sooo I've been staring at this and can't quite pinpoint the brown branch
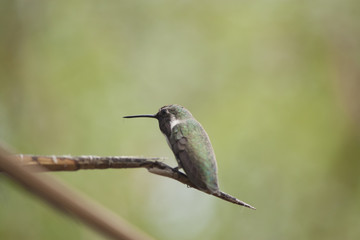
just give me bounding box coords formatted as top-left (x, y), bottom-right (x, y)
top-left (16, 154), bottom-right (256, 210)
top-left (0, 148), bottom-right (154, 240)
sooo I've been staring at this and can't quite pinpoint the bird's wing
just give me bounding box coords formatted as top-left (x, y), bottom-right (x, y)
top-left (170, 119), bottom-right (219, 193)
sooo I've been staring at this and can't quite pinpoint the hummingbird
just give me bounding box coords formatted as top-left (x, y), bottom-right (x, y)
top-left (124, 104), bottom-right (219, 194)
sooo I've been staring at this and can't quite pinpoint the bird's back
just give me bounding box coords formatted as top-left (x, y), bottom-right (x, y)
top-left (169, 119), bottom-right (219, 194)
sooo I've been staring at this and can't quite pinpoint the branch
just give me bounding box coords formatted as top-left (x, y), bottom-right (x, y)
top-left (0, 148), bottom-right (154, 240)
top-left (16, 154), bottom-right (256, 210)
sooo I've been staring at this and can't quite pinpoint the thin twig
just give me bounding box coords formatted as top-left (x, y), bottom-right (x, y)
top-left (0, 148), bottom-right (154, 240)
top-left (16, 154), bottom-right (256, 209)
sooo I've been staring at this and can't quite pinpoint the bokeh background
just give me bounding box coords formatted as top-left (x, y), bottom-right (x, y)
top-left (1, 0), bottom-right (360, 239)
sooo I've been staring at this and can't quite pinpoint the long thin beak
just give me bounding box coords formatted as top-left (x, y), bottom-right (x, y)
top-left (123, 114), bottom-right (157, 119)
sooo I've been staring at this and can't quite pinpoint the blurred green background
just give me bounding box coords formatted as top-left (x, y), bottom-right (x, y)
top-left (1, 0), bottom-right (360, 239)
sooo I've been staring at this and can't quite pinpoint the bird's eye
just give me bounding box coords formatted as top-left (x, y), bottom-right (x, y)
top-left (161, 109), bottom-right (167, 115)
